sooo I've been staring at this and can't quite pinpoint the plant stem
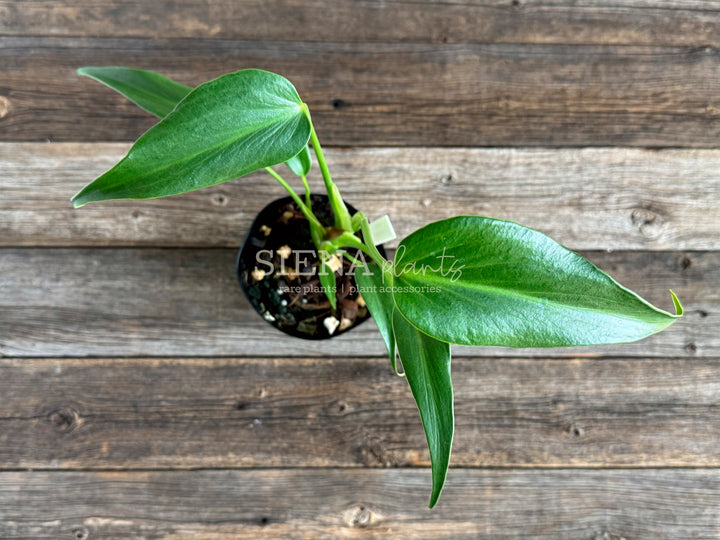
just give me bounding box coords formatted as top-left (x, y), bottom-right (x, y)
top-left (301, 174), bottom-right (311, 206)
top-left (309, 124), bottom-right (333, 192)
top-left (264, 167), bottom-right (323, 230)
top-left (303, 106), bottom-right (352, 231)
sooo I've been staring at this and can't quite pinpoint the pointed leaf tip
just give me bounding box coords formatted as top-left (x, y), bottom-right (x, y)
top-left (393, 308), bottom-right (453, 509)
top-left (670, 290), bottom-right (683, 316)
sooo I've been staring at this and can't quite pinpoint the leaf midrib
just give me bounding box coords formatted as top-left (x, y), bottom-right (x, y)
top-left (112, 105), bottom-right (303, 189)
top-left (395, 269), bottom-right (673, 321)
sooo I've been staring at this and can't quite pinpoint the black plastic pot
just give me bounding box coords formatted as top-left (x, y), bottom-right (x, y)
top-left (237, 195), bottom-right (385, 339)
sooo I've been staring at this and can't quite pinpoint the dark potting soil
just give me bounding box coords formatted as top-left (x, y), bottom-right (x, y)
top-left (237, 195), bottom-right (381, 339)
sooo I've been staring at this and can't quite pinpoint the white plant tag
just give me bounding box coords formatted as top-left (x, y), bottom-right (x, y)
top-left (369, 215), bottom-right (396, 245)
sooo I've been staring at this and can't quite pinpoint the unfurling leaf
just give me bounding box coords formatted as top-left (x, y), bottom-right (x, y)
top-left (72, 69), bottom-right (311, 207)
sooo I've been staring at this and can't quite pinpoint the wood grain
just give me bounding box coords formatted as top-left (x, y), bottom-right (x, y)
top-left (4, 143), bottom-right (719, 250)
top-left (2, 37), bottom-right (720, 146)
top-left (2, 1), bottom-right (717, 537)
top-left (3, 1), bottom-right (720, 47)
top-left (2, 356), bottom-right (719, 469)
top-left (1, 469), bottom-right (719, 539)
top-left (0, 248), bottom-right (706, 358)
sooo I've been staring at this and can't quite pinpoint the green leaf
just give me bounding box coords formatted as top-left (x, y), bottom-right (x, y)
top-left (354, 262), bottom-right (399, 372)
top-left (77, 66), bottom-right (192, 118)
top-left (72, 69), bottom-right (311, 207)
top-left (392, 308), bottom-right (453, 508)
top-left (285, 145), bottom-right (312, 177)
top-left (393, 216), bottom-right (682, 347)
top-left (79, 66), bottom-right (306, 177)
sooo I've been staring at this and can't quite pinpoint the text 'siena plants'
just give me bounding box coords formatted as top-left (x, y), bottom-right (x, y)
top-left (72, 67), bottom-right (683, 507)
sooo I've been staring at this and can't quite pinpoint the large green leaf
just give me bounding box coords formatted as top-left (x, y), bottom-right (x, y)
top-left (78, 66), bottom-right (308, 182)
top-left (72, 69), bottom-right (311, 207)
top-left (78, 66), bottom-right (192, 118)
top-left (393, 216), bottom-right (682, 347)
top-left (392, 308), bottom-right (453, 508)
top-left (354, 262), bottom-right (398, 372)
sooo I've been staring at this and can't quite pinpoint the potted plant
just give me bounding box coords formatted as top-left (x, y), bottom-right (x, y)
top-left (72, 67), bottom-right (683, 507)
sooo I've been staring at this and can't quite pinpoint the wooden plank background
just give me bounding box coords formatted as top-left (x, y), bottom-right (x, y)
top-left (0, 1), bottom-right (718, 538)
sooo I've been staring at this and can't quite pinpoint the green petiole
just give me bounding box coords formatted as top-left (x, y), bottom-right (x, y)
top-left (264, 166), bottom-right (323, 231)
top-left (301, 174), bottom-right (311, 206)
top-left (303, 105), bottom-right (352, 232)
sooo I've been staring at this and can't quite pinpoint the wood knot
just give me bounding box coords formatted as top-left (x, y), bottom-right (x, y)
top-left (344, 504), bottom-right (380, 528)
top-left (359, 441), bottom-right (394, 467)
top-left (438, 172), bottom-right (455, 185)
top-left (630, 206), bottom-right (666, 239)
top-left (331, 99), bottom-right (350, 110)
top-left (234, 400), bottom-right (249, 411)
top-left (48, 406), bottom-right (83, 433)
top-left (72, 527), bottom-right (89, 540)
top-left (211, 192), bottom-right (228, 206)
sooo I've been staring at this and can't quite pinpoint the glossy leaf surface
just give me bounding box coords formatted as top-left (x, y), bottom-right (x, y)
top-left (393, 217), bottom-right (682, 347)
top-left (77, 66), bottom-right (192, 118)
top-left (72, 69), bottom-right (311, 207)
top-left (79, 66), bottom-right (307, 176)
top-left (392, 308), bottom-right (453, 508)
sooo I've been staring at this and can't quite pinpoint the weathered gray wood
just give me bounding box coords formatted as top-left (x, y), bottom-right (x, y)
top-left (2, 356), bottom-right (719, 469)
top-left (2, 37), bottom-right (720, 146)
top-left (0, 248), bottom-right (707, 358)
top-left (4, 143), bottom-right (719, 250)
top-left (3, 1), bottom-right (720, 47)
top-left (1, 469), bottom-right (718, 539)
